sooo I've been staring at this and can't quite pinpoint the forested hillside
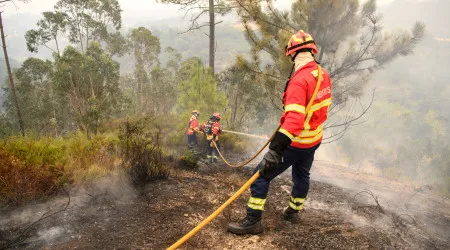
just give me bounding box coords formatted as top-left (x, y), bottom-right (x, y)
top-left (0, 0), bottom-right (448, 249)
top-left (337, 0), bottom-right (450, 192)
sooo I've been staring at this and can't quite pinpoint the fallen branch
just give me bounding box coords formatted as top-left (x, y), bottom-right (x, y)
top-left (390, 213), bottom-right (417, 234)
top-left (353, 189), bottom-right (384, 213)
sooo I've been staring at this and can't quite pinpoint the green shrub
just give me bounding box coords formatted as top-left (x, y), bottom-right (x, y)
top-left (119, 118), bottom-right (170, 186)
top-left (0, 149), bottom-right (65, 206)
top-left (0, 133), bottom-right (120, 206)
top-left (179, 150), bottom-right (200, 169)
top-left (219, 132), bottom-right (256, 154)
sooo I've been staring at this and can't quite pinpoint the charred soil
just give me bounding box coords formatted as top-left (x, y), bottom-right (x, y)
top-left (1, 157), bottom-right (449, 249)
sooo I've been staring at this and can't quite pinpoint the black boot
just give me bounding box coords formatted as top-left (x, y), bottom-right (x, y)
top-left (227, 215), bottom-right (263, 235)
top-left (282, 207), bottom-right (299, 223)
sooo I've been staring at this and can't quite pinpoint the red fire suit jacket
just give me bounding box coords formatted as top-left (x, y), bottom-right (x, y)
top-left (278, 61), bottom-right (332, 148)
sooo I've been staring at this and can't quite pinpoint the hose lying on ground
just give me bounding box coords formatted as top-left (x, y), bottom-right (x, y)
top-left (168, 65), bottom-right (323, 249)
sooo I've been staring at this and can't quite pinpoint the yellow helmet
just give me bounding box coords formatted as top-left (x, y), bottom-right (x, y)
top-left (285, 30), bottom-right (318, 56)
top-left (192, 110), bottom-right (200, 116)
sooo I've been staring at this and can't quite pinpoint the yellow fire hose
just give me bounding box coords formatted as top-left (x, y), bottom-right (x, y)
top-left (167, 171), bottom-right (261, 250)
top-left (167, 128), bottom-right (279, 250)
top-left (212, 127), bottom-right (280, 168)
top-left (167, 65), bottom-right (323, 249)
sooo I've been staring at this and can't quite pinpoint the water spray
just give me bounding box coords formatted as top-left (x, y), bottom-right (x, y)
top-left (221, 129), bottom-right (269, 140)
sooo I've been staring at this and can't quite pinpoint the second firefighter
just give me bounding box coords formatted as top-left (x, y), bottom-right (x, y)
top-left (202, 112), bottom-right (221, 163)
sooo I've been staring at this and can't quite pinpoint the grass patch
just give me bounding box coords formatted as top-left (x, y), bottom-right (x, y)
top-left (0, 133), bottom-right (120, 206)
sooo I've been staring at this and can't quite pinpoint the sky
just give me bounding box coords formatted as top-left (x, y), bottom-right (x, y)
top-left (1, 0), bottom-right (447, 62)
top-left (3, 0), bottom-right (183, 23)
top-left (3, 0), bottom-right (403, 24)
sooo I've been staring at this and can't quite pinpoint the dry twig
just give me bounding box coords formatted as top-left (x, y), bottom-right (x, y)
top-left (353, 189), bottom-right (384, 213)
top-left (0, 188), bottom-right (71, 250)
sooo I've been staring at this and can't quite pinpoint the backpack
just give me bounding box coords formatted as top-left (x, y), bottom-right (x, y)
top-left (204, 122), bottom-right (213, 135)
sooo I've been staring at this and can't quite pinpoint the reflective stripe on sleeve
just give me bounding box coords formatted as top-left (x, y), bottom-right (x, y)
top-left (278, 128), bottom-right (294, 140)
top-left (284, 104), bottom-right (306, 114)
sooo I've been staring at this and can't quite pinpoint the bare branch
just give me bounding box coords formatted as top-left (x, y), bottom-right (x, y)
top-left (352, 189), bottom-right (384, 213)
top-left (324, 89), bottom-right (375, 130)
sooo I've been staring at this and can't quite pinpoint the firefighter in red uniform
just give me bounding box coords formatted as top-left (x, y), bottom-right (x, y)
top-left (187, 110), bottom-right (200, 149)
top-left (228, 30), bottom-right (332, 234)
top-left (202, 112), bottom-right (221, 163)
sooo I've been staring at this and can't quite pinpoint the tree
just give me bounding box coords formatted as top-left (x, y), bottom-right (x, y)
top-left (3, 58), bottom-right (57, 135)
top-left (149, 47), bottom-right (182, 115)
top-left (26, 0), bottom-right (123, 54)
top-left (161, 0), bottom-right (233, 74)
top-left (52, 43), bottom-right (121, 136)
top-left (235, 0), bottom-right (425, 141)
top-left (176, 58), bottom-right (228, 128)
top-left (128, 27), bottom-right (161, 115)
top-left (218, 64), bottom-right (273, 132)
top-left (25, 11), bottom-right (68, 55)
top-left (0, 12), bottom-right (25, 136)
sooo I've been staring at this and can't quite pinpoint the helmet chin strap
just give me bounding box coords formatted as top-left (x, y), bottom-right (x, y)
top-left (291, 51), bottom-right (299, 62)
top-left (287, 51), bottom-right (300, 79)
top-left (312, 52), bottom-right (320, 64)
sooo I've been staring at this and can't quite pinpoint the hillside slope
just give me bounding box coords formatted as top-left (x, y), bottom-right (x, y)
top-left (1, 157), bottom-right (448, 249)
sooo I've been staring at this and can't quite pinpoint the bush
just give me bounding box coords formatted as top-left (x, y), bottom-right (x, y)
top-left (179, 150), bottom-right (200, 169)
top-left (0, 133), bottom-right (120, 206)
top-left (64, 132), bottom-right (120, 183)
top-left (119, 118), bottom-right (170, 186)
top-left (0, 148), bottom-right (65, 206)
top-left (219, 132), bottom-right (258, 154)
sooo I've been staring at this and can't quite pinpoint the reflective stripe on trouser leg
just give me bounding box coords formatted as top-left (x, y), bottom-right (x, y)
top-left (247, 147), bottom-right (301, 217)
top-left (212, 149), bottom-right (218, 159)
top-left (289, 196), bottom-right (305, 211)
top-left (247, 197), bottom-right (266, 211)
top-left (207, 141), bottom-right (213, 158)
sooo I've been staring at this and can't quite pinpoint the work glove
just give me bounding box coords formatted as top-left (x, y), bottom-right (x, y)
top-left (259, 149), bottom-right (282, 179)
top-left (259, 130), bottom-right (292, 179)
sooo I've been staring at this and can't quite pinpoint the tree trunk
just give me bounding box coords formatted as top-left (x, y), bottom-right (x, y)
top-left (232, 90), bottom-right (238, 128)
top-left (0, 12), bottom-right (25, 136)
top-left (209, 0), bottom-right (215, 75)
top-left (140, 70), bottom-right (143, 115)
top-left (88, 73), bottom-right (96, 99)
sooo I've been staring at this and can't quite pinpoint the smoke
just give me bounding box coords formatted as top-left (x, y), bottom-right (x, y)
top-left (0, 171), bottom-right (138, 248)
top-left (37, 226), bottom-right (65, 245)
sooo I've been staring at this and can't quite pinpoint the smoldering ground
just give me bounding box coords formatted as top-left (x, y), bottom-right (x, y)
top-left (0, 148), bottom-right (448, 249)
top-left (0, 171), bottom-right (137, 249)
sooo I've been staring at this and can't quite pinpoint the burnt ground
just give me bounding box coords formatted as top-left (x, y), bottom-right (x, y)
top-left (0, 155), bottom-right (449, 249)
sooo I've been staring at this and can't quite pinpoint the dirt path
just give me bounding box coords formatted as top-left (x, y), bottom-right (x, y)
top-left (1, 158), bottom-right (449, 249)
